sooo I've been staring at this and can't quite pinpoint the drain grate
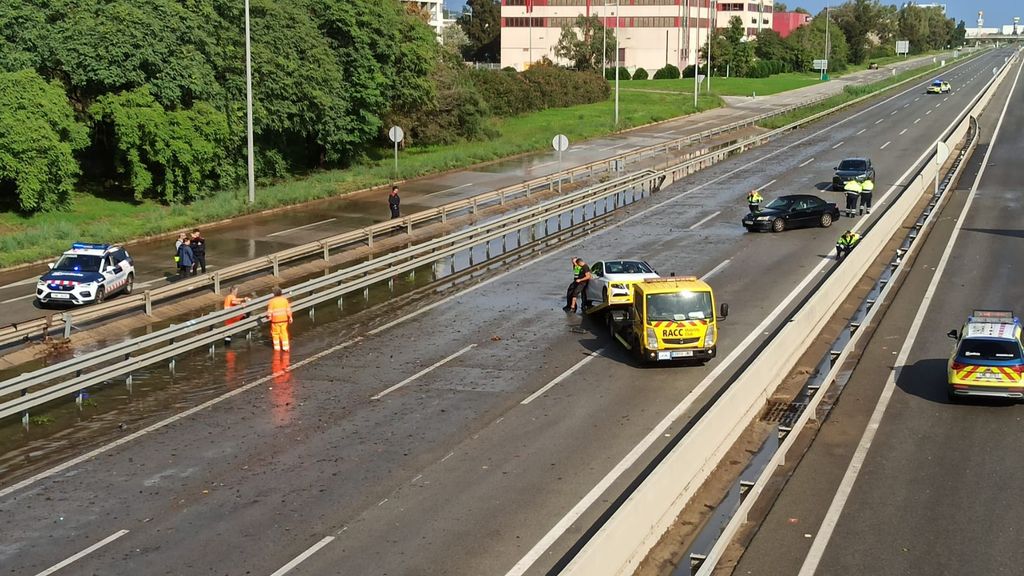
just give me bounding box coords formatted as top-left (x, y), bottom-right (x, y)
top-left (761, 400), bottom-right (807, 426)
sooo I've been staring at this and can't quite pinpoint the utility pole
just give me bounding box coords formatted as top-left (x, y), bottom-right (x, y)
top-left (707, 0), bottom-right (714, 93)
top-left (822, 4), bottom-right (830, 81)
top-left (244, 0), bottom-right (255, 205)
top-left (693, 0), bottom-right (701, 107)
top-left (615, 0), bottom-right (620, 125)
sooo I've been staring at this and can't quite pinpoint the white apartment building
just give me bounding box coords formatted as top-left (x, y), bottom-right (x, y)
top-left (403, 0), bottom-right (445, 39)
top-left (500, 0), bottom-right (773, 73)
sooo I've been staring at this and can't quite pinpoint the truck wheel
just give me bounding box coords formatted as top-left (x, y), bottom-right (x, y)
top-left (771, 218), bottom-right (785, 233)
top-left (820, 213), bottom-right (833, 228)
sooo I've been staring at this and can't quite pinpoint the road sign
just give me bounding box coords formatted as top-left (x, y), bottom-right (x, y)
top-left (388, 126), bottom-right (404, 143)
top-left (551, 134), bottom-right (569, 152)
top-left (812, 59), bottom-right (828, 71)
top-left (896, 40), bottom-right (910, 55)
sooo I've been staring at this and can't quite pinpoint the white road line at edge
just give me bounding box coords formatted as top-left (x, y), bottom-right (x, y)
top-left (267, 218), bottom-right (337, 237)
top-left (0, 276), bottom-right (40, 291)
top-left (0, 338), bottom-right (363, 499)
top-left (688, 210), bottom-right (722, 230)
top-left (521, 348), bottom-right (605, 405)
top-left (1, 294), bottom-right (35, 304)
top-left (799, 157), bottom-right (816, 167)
top-left (34, 530), bottom-right (130, 576)
top-left (503, 53), bottom-right (999, 576)
top-left (1, 54), bottom-right (985, 502)
top-left (372, 344), bottom-right (477, 400)
top-left (269, 536), bottom-right (336, 576)
top-left (797, 54), bottom-right (1023, 576)
top-left (701, 258), bottom-right (732, 281)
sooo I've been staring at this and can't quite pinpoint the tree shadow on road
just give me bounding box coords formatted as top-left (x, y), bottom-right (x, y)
top-left (897, 357), bottom-right (1017, 407)
top-left (961, 227), bottom-right (1024, 240)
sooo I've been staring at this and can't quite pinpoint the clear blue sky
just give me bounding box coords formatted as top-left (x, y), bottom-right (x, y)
top-left (443, 0), bottom-right (1020, 29)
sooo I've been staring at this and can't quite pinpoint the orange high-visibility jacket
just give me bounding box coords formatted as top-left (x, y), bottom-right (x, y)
top-left (267, 296), bottom-right (292, 323)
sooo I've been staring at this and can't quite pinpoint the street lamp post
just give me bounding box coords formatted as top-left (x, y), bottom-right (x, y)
top-left (244, 0), bottom-right (255, 205)
top-left (707, 0), bottom-right (714, 93)
top-left (614, 0), bottom-right (620, 126)
top-left (821, 4), bottom-right (830, 81)
top-left (693, 0), bottom-right (700, 107)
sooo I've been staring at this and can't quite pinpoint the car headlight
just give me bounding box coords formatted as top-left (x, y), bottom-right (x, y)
top-left (704, 326), bottom-right (716, 348)
top-left (646, 327), bottom-right (659, 350)
top-left (756, 216), bottom-right (770, 221)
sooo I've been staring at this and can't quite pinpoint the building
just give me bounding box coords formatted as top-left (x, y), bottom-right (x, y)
top-left (500, 0), bottom-right (774, 74)
top-left (772, 11), bottom-right (810, 38)
top-left (403, 0), bottom-right (445, 39)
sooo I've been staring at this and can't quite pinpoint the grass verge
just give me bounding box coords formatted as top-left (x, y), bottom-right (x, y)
top-left (0, 92), bottom-right (721, 268)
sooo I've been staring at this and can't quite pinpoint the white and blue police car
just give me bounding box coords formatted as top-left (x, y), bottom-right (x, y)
top-left (36, 243), bottom-right (135, 306)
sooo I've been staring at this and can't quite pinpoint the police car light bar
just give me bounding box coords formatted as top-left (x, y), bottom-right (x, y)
top-left (971, 310), bottom-right (1015, 321)
top-left (71, 242), bottom-right (110, 251)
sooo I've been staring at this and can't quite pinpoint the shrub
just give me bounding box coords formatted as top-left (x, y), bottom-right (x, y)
top-left (653, 64), bottom-right (681, 79)
top-left (631, 67), bottom-right (649, 80)
top-left (616, 66), bottom-right (631, 80)
top-left (605, 67), bottom-right (616, 80)
top-left (470, 67), bottom-right (609, 117)
top-left (681, 64), bottom-right (697, 78)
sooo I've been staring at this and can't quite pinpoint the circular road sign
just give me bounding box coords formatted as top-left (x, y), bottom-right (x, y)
top-left (389, 126), bottom-right (405, 143)
top-left (552, 134), bottom-right (569, 152)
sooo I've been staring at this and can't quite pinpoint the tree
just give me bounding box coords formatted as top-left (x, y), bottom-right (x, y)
top-left (458, 0), bottom-right (500, 62)
top-left (833, 0), bottom-right (884, 64)
top-left (554, 14), bottom-right (616, 72)
top-left (785, 10), bottom-right (849, 72)
top-left (754, 29), bottom-right (789, 62)
top-left (774, 2), bottom-right (788, 12)
top-left (443, 23), bottom-right (470, 56)
top-left (0, 69), bottom-right (88, 212)
top-left (952, 20), bottom-right (967, 46)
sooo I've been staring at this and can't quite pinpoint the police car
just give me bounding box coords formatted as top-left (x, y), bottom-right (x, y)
top-left (36, 243), bottom-right (135, 306)
top-left (927, 79), bottom-right (951, 94)
top-left (946, 310), bottom-right (1024, 401)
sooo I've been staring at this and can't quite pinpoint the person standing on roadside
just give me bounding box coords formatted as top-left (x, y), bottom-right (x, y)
top-left (222, 285), bottom-right (251, 345)
top-left (176, 238), bottom-right (195, 279)
top-left (388, 185), bottom-right (401, 219)
top-left (564, 257), bottom-right (582, 311)
top-left (859, 178), bottom-right (875, 215)
top-left (564, 258), bottom-right (592, 313)
top-left (174, 232), bottom-right (186, 271)
top-left (190, 229), bottom-right (207, 274)
top-left (266, 286), bottom-right (293, 352)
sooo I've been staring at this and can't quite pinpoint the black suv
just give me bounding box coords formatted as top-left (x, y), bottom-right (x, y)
top-left (832, 158), bottom-right (875, 190)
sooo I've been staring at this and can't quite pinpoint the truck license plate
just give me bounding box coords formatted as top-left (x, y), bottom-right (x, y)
top-left (743, 220), bottom-right (753, 225)
top-left (671, 350), bottom-right (694, 358)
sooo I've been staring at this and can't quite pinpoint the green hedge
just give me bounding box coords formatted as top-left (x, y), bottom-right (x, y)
top-left (469, 66), bottom-right (609, 117)
top-left (653, 64), bottom-right (681, 79)
top-left (632, 68), bottom-right (649, 80)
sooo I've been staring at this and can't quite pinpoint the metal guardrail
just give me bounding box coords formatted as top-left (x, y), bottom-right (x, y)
top-left (0, 52), bottom-right (960, 349)
top-left (0, 170), bottom-right (664, 421)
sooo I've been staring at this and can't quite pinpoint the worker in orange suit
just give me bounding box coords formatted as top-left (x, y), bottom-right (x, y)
top-left (266, 286), bottom-right (293, 352)
top-left (222, 285), bottom-right (251, 345)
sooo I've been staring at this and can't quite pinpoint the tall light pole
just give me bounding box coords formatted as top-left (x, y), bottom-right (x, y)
top-left (613, 17), bottom-right (619, 125)
top-left (244, 0), bottom-right (255, 205)
top-left (821, 4), bottom-right (830, 81)
top-left (707, 0), bottom-right (714, 93)
top-left (602, 3), bottom-right (607, 79)
top-left (693, 0), bottom-right (701, 107)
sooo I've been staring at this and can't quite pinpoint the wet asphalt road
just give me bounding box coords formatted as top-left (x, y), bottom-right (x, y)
top-left (0, 53), bottom-right (952, 326)
top-left (733, 52), bottom-right (1024, 576)
top-left (0, 50), bottom-right (1011, 576)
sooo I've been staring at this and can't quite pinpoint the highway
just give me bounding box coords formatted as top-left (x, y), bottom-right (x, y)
top-left (0, 53), bottom-right (953, 327)
top-left (731, 53), bottom-right (1024, 575)
top-left (0, 48), bottom-right (1013, 576)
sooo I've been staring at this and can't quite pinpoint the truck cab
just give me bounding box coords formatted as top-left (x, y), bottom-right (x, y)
top-left (611, 277), bottom-right (728, 364)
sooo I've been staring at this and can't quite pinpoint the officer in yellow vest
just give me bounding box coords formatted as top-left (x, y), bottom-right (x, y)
top-left (747, 190), bottom-right (764, 213)
top-left (843, 179), bottom-right (862, 217)
top-left (835, 230), bottom-right (861, 261)
top-left (859, 178), bottom-right (875, 215)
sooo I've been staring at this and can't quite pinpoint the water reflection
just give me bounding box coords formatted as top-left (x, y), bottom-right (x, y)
top-left (270, 351), bottom-right (294, 426)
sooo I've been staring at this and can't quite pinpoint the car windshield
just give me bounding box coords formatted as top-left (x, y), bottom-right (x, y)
top-left (958, 338), bottom-right (1022, 361)
top-left (763, 197), bottom-right (794, 210)
top-left (932, 81), bottom-right (943, 86)
top-left (838, 160), bottom-right (867, 171)
top-left (605, 261), bottom-right (654, 274)
top-left (646, 291), bottom-right (713, 322)
top-left (52, 254), bottom-right (103, 273)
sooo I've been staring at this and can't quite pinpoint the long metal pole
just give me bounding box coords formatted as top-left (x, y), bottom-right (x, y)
top-left (602, 4), bottom-right (607, 78)
top-left (707, 0), bottom-right (713, 93)
top-left (244, 0), bottom-right (255, 205)
top-left (693, 0), bottom-right (700, 107)
top-left (614, 0), bottom-right (620, 126)
top-left (822, 4), bottom-right (830, 80)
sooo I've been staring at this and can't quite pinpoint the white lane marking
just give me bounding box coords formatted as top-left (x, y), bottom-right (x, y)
top-left (600, 142), bottom-right (631, 152)
top-left (269, 536), bottom-right (336, 576)
top-left (267, 218), bottom-right (337, 237)
top-left (3, 54), bottom-right (979, 501)
top-left (0, 337), bottom-right (363, 499)
top-left (798, 55), bottom-right (1023, 576)
top-left (688, 210), bottom-right (722, 230)
top-left (701, 258), bottom-right (732, 281)
top-left (34, 530), bottom-right (130, 576)
top-left (914, 96), bottom-right (920, 101)
top-left (427, 182), bottom-right (474, 197)
top-left (1, 293), bottom-right (35, 304)
top-left (903, 103), bottom-right (909, 108)
top-left (879, 141), bottom-right (891, 150)
top-left (532, 160), bottom-right (558, 169)
top-left (889, 109), bottom-right (898, 115)
top-left (521, 348), bottom-right (605, 405)
top-left (874, 118), bottom-right (884, 125)
top-left (441, 451), bottom-right (455, 462)
top-left (855, 128), bottom-right (867, 135)
top-left (935, 102), bottom-right (941, 108)
top-left (914, 118), bottom-right (921, 124)
top-left (799, 157), bottom-right (816, 167)
top-left (502, 54), bottom-right (997, 576)
top-left (925, 109), bottom-right (932, 115)
top-left (755, 179), bottom-right (777, 192)
top-left (899, 128), bottom-right (908, 135)
top-left (832, 141), bottom-right (844, 149)
top-left (371, 344), bottom-right (477, 400)
top-left (0, 276), bottom-right (41, 291)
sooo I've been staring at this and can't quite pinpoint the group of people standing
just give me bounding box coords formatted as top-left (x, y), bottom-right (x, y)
top-left (842, 178), bottom-right (875, 216)
top-left (174, 229), bottom-right (207, 279)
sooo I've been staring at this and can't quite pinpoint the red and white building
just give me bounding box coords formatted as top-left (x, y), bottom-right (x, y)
top-left (772, 11), bottom-right (811, 38)
top-left (500, 0), bottom-right (774, 73)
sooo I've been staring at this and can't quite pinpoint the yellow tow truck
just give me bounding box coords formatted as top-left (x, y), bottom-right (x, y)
top-left (586, 276), bottom-right (728, 364)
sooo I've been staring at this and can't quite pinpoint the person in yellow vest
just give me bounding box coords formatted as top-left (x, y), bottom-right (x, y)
top-left (266, 286), bottom-right (293, 352)
top-left (843, 179), bottom-right (862, 217)
top-left (747, 189), bottom-right (764, 213)
top-left (859, 178), bottom-right (875, 215)
top-left (835, 230), bottom-right (861, 261)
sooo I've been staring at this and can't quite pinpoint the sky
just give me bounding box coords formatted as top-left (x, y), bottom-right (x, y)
top-left (442, 0), bottom-right (1020, 29)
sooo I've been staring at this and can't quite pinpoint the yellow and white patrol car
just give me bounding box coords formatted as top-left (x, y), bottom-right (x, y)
top-left (946, 310), bottom-right (1024, 401)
